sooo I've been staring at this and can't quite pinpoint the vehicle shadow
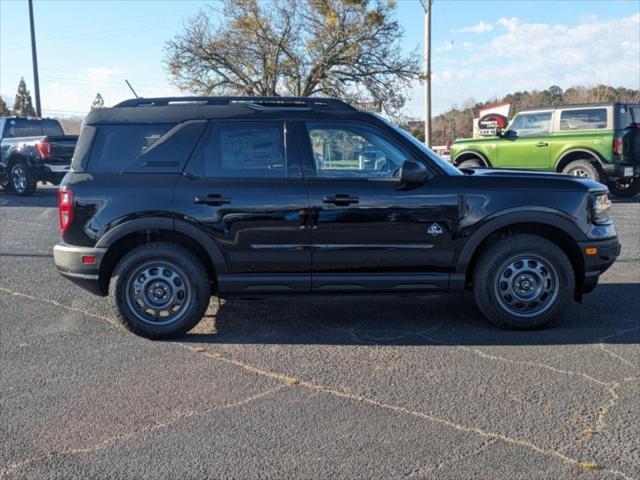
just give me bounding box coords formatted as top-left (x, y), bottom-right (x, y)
top-left (0, 184), bottom-right (58, 208)
top-left (182, 283), bottom-right (639, 347)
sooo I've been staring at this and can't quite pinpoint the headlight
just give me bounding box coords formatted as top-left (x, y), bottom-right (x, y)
top-left (592, 193), bottom-right (611, 224)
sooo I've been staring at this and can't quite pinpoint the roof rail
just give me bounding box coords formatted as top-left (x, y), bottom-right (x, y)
top-left (113, 96), bottom-right (357, 112)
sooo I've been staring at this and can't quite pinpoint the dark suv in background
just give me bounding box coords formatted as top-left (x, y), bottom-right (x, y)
top-left (53, 97), bottom-right (620, 339)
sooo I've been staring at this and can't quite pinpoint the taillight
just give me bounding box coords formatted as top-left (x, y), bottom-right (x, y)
top-left (36, 141), bottom-right (51, 159)
top-left (58, 187), bottom-right (74, 234)
top-left (613, 136), bottom-right (623, 155)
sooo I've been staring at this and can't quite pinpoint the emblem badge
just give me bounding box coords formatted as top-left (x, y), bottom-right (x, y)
top-left (427, 223), bottom-right (443, 236)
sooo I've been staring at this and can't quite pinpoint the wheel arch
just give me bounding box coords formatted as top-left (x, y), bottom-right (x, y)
top-left (5, 153), bottom-right (31, 172)
top-left (96, 217), bottom-right (227, 295)
top-left (456, 213), bottom-right (586, 300)
top-left (555, 148), bottom-right (604, 173)
top-left (452, 150), bottom-right (491, 167)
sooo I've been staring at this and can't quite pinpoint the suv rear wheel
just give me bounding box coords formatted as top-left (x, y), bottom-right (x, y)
top-left (472, 234), bottom-right (574, 329)
top-left (562, 159), bottom-right (601, 183)
top-left (112, 242), bottom-right (211, 339)
top-left (608, 178), bottom-right (640, 198)
top-left (10, 162), bottom-right (36, 196)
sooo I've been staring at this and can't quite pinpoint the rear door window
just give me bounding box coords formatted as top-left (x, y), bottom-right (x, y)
top-left (190, 121), bottom-right (298, 178)
top-left (559, 108), bottom-right (607, 130)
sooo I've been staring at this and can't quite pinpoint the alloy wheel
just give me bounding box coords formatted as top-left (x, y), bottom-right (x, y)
top-left (11, 167), bottom-right (27, 193)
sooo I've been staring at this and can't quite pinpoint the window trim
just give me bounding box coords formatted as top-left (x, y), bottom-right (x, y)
top-left (299, 120), bottom-right (413, 182)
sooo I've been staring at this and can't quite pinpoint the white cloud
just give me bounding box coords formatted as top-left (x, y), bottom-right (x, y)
top-left (455, 20), bottom-right (493, 34)
top-left (407, 12), bottom-right (640, 116)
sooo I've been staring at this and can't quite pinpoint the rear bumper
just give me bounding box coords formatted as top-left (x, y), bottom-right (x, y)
top-left (578, 236), bottom-right (621, 294)
top-left (601, 163), bottom-right (640, 180)
top-left (53, 243), bottom-right (108, 296)
top-left (34, 162), bottom-right (70, 183)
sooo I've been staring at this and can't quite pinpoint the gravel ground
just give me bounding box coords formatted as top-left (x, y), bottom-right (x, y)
top-left (1, 185), bottom-right (638, 479)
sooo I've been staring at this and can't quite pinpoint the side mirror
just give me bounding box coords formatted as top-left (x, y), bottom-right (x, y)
top-left (399, 159), bottom-right (430, 187)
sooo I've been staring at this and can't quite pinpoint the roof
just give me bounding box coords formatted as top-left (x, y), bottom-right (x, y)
top-left (86, 96), bottom-right (359, 125)
top-left (520, 102), bottom-right (639, 112)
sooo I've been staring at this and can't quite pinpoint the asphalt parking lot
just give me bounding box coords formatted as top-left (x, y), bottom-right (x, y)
top-left (1, 185), bottom-right (638, 479)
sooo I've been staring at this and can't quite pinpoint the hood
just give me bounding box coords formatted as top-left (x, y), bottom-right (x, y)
top-left (462, 168), bottom-right (607, 192)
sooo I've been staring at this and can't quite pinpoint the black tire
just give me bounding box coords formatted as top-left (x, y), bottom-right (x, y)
top-left (112, 242), bottom-right (211, 339)
top-left (9, 162), bottom-right (36, 196)
top-left (562, 159), bottom-right (601, 183)
top-left (472, 234), bottom-right (574, 329)
top-left (608, 178), bottom-right (640, 198)
top-left (457, 158), bottom-right (485, 169)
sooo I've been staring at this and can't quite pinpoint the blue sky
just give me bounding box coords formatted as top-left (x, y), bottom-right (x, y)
top-left (1, 0), bottom-right (638, 118)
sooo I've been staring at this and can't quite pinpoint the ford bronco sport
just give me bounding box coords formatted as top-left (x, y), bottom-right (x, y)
top-left (53, 97), bottom-right (620, 339)
top-left (451, 103), bottom-right (640, 197)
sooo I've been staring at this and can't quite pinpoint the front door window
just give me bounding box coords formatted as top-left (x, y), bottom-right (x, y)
top-left (306, 123), bottom-right (405, 180)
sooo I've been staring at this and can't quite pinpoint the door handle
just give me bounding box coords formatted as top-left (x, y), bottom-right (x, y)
top-left (194, 194), bottom-right (231, 206)
top-left (535, 142), bottom-right (549, 147)
top-left (322, 194), bottom-right (359, 206)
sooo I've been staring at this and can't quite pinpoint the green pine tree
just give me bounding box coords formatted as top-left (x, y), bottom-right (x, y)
top-left (13, 78), bottom-right (36, 117)
top-left (0, 96), bottom-right (11, 116)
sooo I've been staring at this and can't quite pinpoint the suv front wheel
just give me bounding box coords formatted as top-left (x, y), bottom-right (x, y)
top-left (112, 242), bottom-right (211, 339)
top-left (472, 234), bottom-right (574, 329)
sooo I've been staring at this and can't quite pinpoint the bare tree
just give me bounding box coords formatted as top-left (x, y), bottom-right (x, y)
top-left (165, 0), bottom-right (421, 117)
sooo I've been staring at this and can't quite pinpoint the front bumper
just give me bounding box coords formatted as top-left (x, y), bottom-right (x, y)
top-left (601, 163), bottom-right (640, 181)
top-left (578, 236), bottom-right (621, 294)
top-left (53, 243), bottom-right (108, 296)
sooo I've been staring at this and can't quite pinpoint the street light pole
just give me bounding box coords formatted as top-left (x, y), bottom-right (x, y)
top-left (419, 0), bottom-right (432, 148)
top-left (28, 0), bottom-right (42, 117)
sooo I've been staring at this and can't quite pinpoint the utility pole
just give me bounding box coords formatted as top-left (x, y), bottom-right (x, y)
top-left (419, 0), bottom-right (432, 147)
top-left (28, 0), bottom-right (42, 117)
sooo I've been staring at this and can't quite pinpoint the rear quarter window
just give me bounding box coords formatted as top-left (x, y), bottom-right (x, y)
top-left (86, 121), bottom-right (206, 173)
top-left (559, 108), bottom-right (607, 130)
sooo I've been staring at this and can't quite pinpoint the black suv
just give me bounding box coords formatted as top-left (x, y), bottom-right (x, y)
top-left (53, 97), bottom-right (621, 339)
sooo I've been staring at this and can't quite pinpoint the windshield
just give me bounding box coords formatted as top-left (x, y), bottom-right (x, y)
top-left (375, 115), bottom-right (462, 176)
